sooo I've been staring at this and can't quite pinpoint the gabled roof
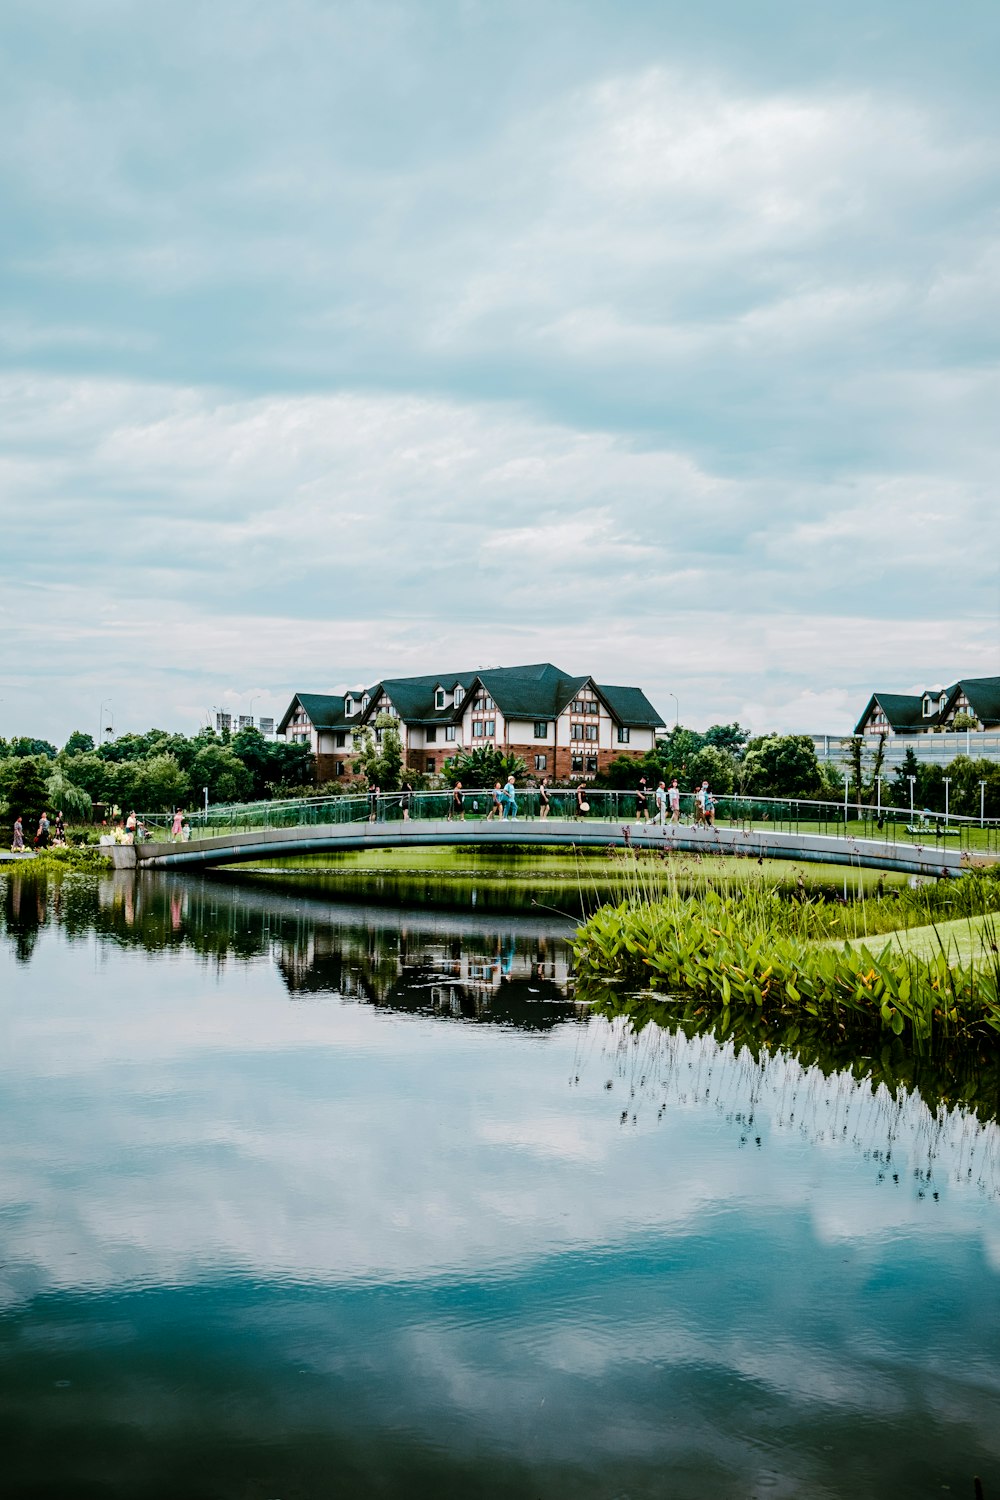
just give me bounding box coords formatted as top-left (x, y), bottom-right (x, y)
top-left (945, 676), bottom-right (1000, 726)
top-left (475, 663), bottom-right (586, 719)
top-left (365, 670), bottom-right (480, 726)
top-left (277, 693), bottom-right (352, 735)
top-left (595, 682), bottom-right (665, 729)
top-left (854, 693), bottom-right (929, 734)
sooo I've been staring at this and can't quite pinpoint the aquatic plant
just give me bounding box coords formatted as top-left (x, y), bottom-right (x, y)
top-left (573, 877), bottom-right (1000, 1049)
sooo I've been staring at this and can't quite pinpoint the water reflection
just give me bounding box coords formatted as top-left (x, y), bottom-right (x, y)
top-left (2, 870), bottom-right (1000, 1497)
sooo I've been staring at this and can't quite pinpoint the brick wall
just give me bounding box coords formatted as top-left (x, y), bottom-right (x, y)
top-left (507, 743), bottom-right (647, 780)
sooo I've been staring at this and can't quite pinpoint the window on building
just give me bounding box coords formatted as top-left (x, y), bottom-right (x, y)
top-left (571, 755), bottom-right (583, 773)
top-left (445, 725), bottom-right (456, 741)
top-left (344, 696), bottom-right (354, 716)
top-left (570, 697), bottom-right (599, 716)
top-left (617, 725), bottom-right (630, 744)
top-left (335, 731), bottom-right (346, 748)
top-left (570, 723), bottom-right (584, 740)
top-left (361, 695), bottom-right (370, 712)
top-left (586, 756), bottom-right (598, 774)
top-left (474, 694), bottom-right (495, 712)
top-left (426, 727), bottom-right (437, 743)
top-left (426, 756), bottom-right (436, 772)
top-left (534, 721), bottom-right (547, 739)
top-left (335, 760), bottom-right (345, 777)
top-left (454, 686), bottom-right (464, 705)
top-left (485, 719), bottom-right (495, 737)
top-left (534, 754), bottom-right (547, 772)
top-left (585, 724), bottom-right (598, 741)
top-left (473, 720), bottom-right (484, 738)
top-left (434, 688), bottom-right (446, 710)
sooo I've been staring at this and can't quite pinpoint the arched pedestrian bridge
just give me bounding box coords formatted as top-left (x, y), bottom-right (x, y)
top-left (117, 816), bottom-right (985, 879)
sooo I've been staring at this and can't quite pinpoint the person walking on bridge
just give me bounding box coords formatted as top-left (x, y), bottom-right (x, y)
top-left (652, 780), bottom-right (667, 825)
top-left (448, 782), bottom-right (466, 821)
top-left (502, 775), bottom-right (518, 820)
top-left (171, 808), bottom-right (184, 841)
top-left (11, 815), bottom-right (24, 852)
top-left (669, 778), bottom-right (681, 824)
top-left (487, 781), bottom-right (503, 820)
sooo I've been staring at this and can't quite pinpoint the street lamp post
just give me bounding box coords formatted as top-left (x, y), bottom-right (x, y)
top-left (980, 779), bottom-right (987, 828)
top-left (668, 692), bottom-right (679, 729)
top-left (943, 777), bottom-right (951, 829)
top-left (248, 695), bottom-right (258, 728)
top-left (907, 774), bottom-right (916, 822)
top-left (99, 699), bottom-right (112, 744)
top-left (876, 775), bottom-right (882, 819)
top-left (843, 768), bottom-right (850, 826)
top-left (203, 786), bottom-right (209, 818)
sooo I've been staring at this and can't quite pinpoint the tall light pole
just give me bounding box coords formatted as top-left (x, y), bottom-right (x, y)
top-left (876, 775), bottom-right (882, 819)
top-left (907, 774), bottom-right (916, 822)
top-left (843, 767), bottom-right (850, 826)
top-left (980, 779), bottom-right (987, 828)
top-left (99, 699), bottom-right (113, 744)
top-left (668, 692), bottom-right (679, 729)
top-left (248, 695), bottom-right (258, 727)
top-left (943, 776), bottom-right (951, 828)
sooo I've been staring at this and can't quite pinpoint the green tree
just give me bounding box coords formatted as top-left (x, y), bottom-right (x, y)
top-left (9, 736), bottom-right (57, 759)
top-left (687, 745), bottom-right (736, 795)
top-left (353, 714), bottom-right (404, 791)
top-left (190, 743), bottom-right (253, 805)
top-left (231, 726), bottom-right (313, 798)
top-left (2, 756), bottom-right (51, 831)
top-left (702, 723), bottom-right (749, 757)
top-left (446, 744), bottom-right (526, 788)
top-left (63, 729), bottom-right (95, 755)
top-left (45, 767), bottom-right (93, 821)
top-left (137, 753), bottom-right (190, 812)
top-left (740, 735), bottom-right (824, 798)
top-left (59, 751), bottom-right (110, 802)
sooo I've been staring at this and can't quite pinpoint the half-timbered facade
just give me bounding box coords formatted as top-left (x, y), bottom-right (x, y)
top-left (854, 677), bottom-right (1000, 736)
top-left (279, 662), bottom-right (664, 780)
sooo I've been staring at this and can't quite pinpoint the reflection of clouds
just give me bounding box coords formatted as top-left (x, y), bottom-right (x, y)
top-left (2, 931), bottom-right (1000, 1321)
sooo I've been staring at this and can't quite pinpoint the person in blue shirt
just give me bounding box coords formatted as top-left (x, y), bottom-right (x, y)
top-left (502, 775), bottom-right (518, 820)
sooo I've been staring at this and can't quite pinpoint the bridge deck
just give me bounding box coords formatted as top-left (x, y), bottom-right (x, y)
top-left (116, 817), bottom-right (981, 879)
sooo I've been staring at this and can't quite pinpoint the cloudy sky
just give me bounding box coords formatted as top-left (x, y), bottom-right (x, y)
top-left (2, 1), bottom-right (998, 745)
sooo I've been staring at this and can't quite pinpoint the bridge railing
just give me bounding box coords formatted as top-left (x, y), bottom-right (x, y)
top-left (137, 789), bottom-right (1000, 855)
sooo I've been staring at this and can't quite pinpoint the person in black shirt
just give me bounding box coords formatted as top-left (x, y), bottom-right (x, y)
top-left (636, 776), bottom-right (649, 823)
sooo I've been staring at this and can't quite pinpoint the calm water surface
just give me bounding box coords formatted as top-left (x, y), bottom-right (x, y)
top-left (1, 869), bottom-right (999, 1499)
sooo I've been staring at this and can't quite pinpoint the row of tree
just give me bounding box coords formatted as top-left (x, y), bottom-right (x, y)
top-left (598, 725), bottom-right (1000, 817)
top-left (4, 718), bottom-right (999, 825)
top-left (0, 726), bottom-right (313, 827)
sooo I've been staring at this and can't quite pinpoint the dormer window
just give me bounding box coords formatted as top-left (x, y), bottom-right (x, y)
top-left (361, 694), bottom-right (371, 713)
top-left (434, 687), bottom-right (446, 710)
top-left (345, 696), bottom-right (354, 717)
top-left (923, 696), bottom-right (933, 717)
top-left (453, 685), bottom-right (464, 705)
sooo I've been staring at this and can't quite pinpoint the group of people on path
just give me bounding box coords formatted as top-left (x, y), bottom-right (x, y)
top-left (635, 776), bottom-right (716, 827)
top-left (10, 810), bottom-right (65, 852)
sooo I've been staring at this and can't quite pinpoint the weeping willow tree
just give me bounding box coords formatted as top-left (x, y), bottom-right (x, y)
top-left (45, 767), bottom-right (93, 821)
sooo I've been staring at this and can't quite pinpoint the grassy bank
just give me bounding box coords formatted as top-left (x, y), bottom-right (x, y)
top-left (234, 845), bottom-right (906, 916)
top-left (573, 865), bottom-right (1000, 1048)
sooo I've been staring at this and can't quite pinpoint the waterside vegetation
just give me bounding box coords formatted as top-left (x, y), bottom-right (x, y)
top-left (573, 860), bottom-right (1000, 1049)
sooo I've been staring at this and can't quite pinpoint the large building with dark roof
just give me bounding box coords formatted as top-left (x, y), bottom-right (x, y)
top-left (854, 676), bottom-right (1000, 736)
top-left (279, 662), bottom-right (665, 781)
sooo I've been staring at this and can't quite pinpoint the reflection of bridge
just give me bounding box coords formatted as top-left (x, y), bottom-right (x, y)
top-left (116, 817), bottom-right (977, 878)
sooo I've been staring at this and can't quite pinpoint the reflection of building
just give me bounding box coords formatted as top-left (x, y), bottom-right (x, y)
top-left (275, 923), bottom-right (578, 1028)
top-left (278, 662), bottom-right (664, 781)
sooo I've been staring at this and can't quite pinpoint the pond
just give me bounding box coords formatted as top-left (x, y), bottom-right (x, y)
top-left (1, 869), bottom-right (999, 1499)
